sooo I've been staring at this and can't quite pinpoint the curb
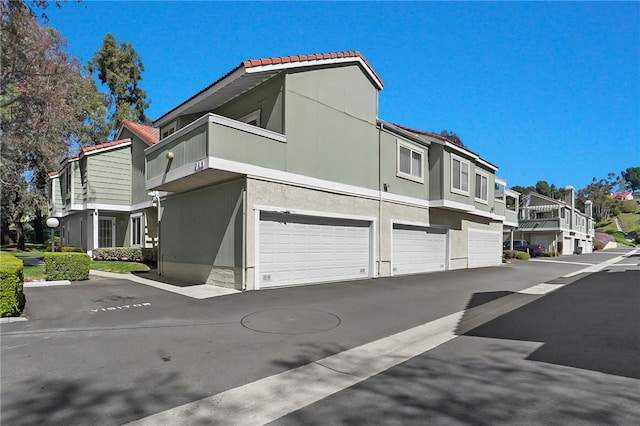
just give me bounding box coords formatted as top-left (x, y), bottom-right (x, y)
top-left (24, 280), bottom-right (71, 288)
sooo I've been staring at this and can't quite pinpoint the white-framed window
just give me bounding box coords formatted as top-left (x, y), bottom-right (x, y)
top-left (98, 217), bottom-right (115, 248)
top-left (451, 155), bottom-right (470, 194)
top-left (565, 210), bottom-right (570, 225)
top-left (131, 214), bottom-right (143, 247)
top-left (239, 110), bottom-right (261, 127)
top-left (474, 172), bottom-right (489, 203)
top-left (162, 121), bottom-right (177, 139)
top-left (396, 140), bottom-right (424, 183)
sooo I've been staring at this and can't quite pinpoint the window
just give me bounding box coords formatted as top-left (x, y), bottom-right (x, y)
top-left (396, 140), bottom-right (424, 182)
top-left (239, 110), bottom-right (261, 127)
top-left (162, 121), bottom-right (177, 139)
top-left (451, 156), bottom-right (469, 194)
top-left (131, 215), bottom-right (142, 246)
top-left (474, 172), bottom-right (488, 202)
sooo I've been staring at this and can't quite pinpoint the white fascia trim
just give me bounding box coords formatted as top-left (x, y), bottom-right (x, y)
top-left (80, 141), bottom-right (131, 158)
top-left (146, 113), bottom-right (286, 156)
top-left (154, 67), bottom-right (247, 128)
top-left (503, 220), bottom-right (518, 228)
top-left (85, 203), bottom-right (131, 212)
top-left (381, 192), bottom-right (429, 208)
top-left (246, 57), bottom-right (384, 91)
top-left (146, 155), bottom-right (432, 209)
top-left (70, 204), bottom-right (84, 211)
top-left (430, 199), bottom-right (501, 220)
top-left (444, 141), bottom-right (498, 172)
top-left (254, 204), bottom-right (377, 223)
top-left (130, 200), bottom-right (154, 211)
top-left (146, 114), bottom-right (210, 154)
top-left (495, 176), bottom-right (507, 187)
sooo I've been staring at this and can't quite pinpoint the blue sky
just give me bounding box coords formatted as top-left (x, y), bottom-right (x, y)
top-left (44, 1), bottom-right (639, 191)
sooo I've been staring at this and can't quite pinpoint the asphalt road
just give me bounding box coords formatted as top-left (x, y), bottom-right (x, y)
top-left (1, 248), bottom-right (638, 425)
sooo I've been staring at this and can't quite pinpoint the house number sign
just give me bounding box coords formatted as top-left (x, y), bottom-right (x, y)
top-left (194, 159), bottom-right (206, 171)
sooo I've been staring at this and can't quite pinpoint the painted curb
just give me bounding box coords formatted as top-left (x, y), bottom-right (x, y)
top-left (24, 280), bottom-right (71, 288)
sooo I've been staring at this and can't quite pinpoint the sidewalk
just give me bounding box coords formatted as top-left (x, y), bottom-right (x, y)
top-left (89, 269), bottom-right (239, 299)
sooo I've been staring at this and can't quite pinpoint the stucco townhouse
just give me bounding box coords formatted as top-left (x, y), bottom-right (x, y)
top-left (143, 51), bottom-right (519, 290)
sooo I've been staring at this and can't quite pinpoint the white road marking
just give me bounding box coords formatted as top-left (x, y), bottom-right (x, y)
top-left (563, 249), bottom-right (640, 278)
top-left (530, 259), bottom-right (593, 266)
top-left (90, 302), bottom-right (151, 313)
top-left (126, 248), bottom-right (639, 425)
top-left (517, 283), bottom-right (564, 294)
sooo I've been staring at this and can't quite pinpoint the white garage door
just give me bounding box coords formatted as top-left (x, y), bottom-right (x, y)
top-left (563, 237), bottom-right (573, 255)
top-left (392, 224), bottom-right (447, 275)
top-left (258, 212), bottom-right (371, 288)
top-left (468, 229), bottom-right (502, 268)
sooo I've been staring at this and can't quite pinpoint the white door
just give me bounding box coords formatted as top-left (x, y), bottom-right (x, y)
top-left (468, 229), bottom-right (502, 268)
top-left (258, 212), bottom-right (371, 288)
top-left (392, 224), bottom-right (447, 275)
top-left (563, 237), bottom-right (573, 255)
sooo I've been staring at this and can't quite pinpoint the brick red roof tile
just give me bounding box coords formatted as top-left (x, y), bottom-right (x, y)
top-left (122, 121), bottom-right (159, 144)
top-left (389, 123), bottom-right (454, 144)
top-left (81, 138), bottom-right (131, 154)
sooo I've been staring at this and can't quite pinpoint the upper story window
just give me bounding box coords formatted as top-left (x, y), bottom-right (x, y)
top-left (451, 155), bottom-right (469, 194)
top-left (396, 140), bottom-right (424, 183)
top-left (239, 110), bottom-right (261, 127)
top-left (162, 121), bottom-right (177, 139)
top-left (474, 172), bottom-right (489, 203)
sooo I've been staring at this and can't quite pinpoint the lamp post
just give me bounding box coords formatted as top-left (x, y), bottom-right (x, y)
top-left (46, 217), bottom-right (60, 252)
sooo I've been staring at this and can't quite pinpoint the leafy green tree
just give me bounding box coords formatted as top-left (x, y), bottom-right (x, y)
top-left (621, 167), bottom-right (640, 192)
top-left (88, 33), bottom-right (150, 133)
top-left (1, 0), bottom-right (88, 247)
top-left (576, 173), bottom-right (618, 222)
top-left (535, 181), bottom-right (551, 197)
top-left (439, 130), bottom-right (464, 147)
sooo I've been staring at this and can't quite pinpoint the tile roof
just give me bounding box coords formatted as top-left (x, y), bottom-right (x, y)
top-left (241, 51), bottom-right (383, 88)
top-left (154, 50), bottom-right (383, 125)
top-left (122, 120), bottom-right (159, 145)
top-left (81, 139), bottom-right (131, 154)
top-left (388, 123), bottom-right (455, 144)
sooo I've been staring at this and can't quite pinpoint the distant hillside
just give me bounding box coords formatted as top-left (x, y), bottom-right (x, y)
top-left (595, 213), bottom-right (640, 247)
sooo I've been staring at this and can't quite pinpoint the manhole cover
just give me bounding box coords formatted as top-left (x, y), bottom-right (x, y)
top-left (241, 308), bottom-right (341, 335)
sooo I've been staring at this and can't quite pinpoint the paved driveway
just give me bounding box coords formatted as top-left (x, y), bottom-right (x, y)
top-left (1, 248), bottom-right (638, 425)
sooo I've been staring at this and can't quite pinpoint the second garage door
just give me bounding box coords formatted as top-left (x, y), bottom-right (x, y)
top-left (258, 212), bottom-right (372, 288)
top-left (392, 224), bottom-right (447, 275)
top-left (468, 228), bottom-right (502, 268)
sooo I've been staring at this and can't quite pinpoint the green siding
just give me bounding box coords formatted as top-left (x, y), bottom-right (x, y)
top-left (160, 179), bottom-right (244, 267)
top-left (86, 146), bottom-right (131, 205)
top-left (147, 122), bottom-right (208, 179)
top-left (120, 129), bottom-right (153, 206)
top-left (428, 144), bottom-right (444, 200)
top-left (379, 130), bottom-right (429, 200)
top-left (284, 64), bottom-right (379, 190)
top-left (214, 74), bottom-right (284, 134)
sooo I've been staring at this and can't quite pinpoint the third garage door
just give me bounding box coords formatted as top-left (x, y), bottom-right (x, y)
top-left (258, 212), bottom-right (372, 288)
top-left (392, 224), bottom-right (447, 275)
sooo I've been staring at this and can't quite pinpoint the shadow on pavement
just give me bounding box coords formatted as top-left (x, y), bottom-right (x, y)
top-left (463, 270), bottom-right (640, 379)
top-left (132, 268), bottom-right (200, 288)
top-left (1, 371), bottom-right (206, 426)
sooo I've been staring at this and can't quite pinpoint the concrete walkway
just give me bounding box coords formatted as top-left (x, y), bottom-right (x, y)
top-left (89, 269), bottom-right (239, 299)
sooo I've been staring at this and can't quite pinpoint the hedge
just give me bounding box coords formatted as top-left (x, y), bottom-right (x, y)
top-left (141, 247), bottom-right (157, 263)
top-left (57, 246), bottom-right (85, 253)
top-left (92, 247), bottom-right (143, 261)
top-left (44, 252), bottom-right (91, 281)
top-left (0, 252), bottom-right (25, 317)
top-left (503, 250), bottom-right (531, 260)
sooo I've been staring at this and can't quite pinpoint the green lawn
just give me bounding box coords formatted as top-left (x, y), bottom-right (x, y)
top-left (617, 213), bottom-right (640, 233)
top-left (90, 261), bottom-right (150, 274)
top-left (23, 265), bottom-right (46, 281)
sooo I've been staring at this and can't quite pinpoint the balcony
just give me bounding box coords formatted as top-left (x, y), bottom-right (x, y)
top-left (146, 113), bottom-right (286, 192)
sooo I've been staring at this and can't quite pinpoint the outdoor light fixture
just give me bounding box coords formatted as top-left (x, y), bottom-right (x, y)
top-left (46, 217), bottom-right (60, 252)
top-left (166, 151), bottom-right (174, 159)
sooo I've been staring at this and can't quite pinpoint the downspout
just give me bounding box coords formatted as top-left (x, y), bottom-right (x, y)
top-left (242, 187), bottom-right (247, 291)
top-left (378, 121), bottom-right (384, 277)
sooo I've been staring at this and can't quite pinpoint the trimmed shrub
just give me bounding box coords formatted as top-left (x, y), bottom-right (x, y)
top-left (543, 251), bottom-right (559, 257)
top-left (0, 252), bottom-right (25, 317)
top-left (141, 247), bottom-right (157, 263)
top-left (44, 252), bottom-right (91, 281)
top-left (92, 247), bottom-right (143, 262)
top-left (504, 250), bottom-right (531, 260)
top-left (57, 246), bottom-right (85, 253)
